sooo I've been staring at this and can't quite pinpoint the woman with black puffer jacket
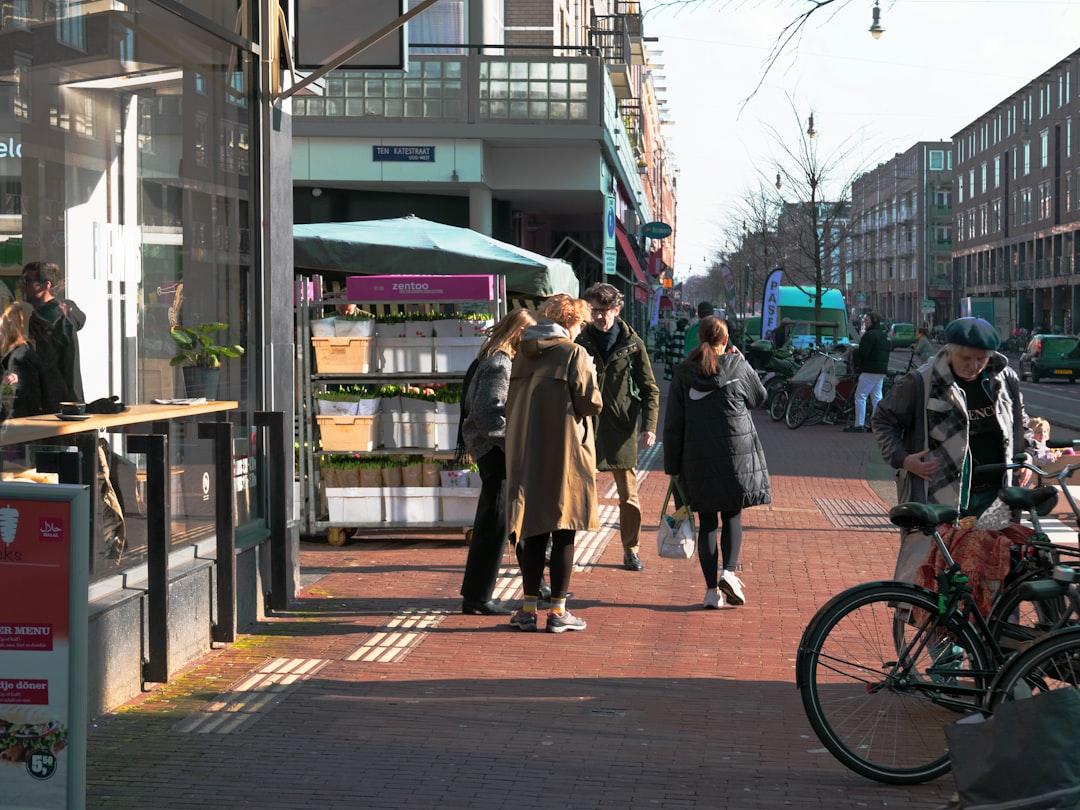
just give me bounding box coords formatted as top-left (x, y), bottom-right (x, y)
top-left (664, 316), bottom-right (772, 610)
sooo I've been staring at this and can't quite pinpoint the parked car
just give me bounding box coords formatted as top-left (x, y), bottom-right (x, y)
top-left (1019, 334), bottom-right (1080, 383)
top-left (887, 322), bottom-right (916, 349)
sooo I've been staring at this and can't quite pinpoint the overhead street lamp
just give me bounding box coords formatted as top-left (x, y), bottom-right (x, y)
top-left (807, 112), bottom-right (816, 140)
top-left (869, 0), bottom-right (884, 39)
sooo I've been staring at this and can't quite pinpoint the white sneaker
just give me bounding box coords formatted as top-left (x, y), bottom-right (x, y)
top-left (703, 588), bottom-right (724, 609)
top-left (718, 570), bottom-right (746, 606)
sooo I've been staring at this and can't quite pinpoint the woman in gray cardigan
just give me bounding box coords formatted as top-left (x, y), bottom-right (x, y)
top-left (459, 308), bottom-right (536, 615)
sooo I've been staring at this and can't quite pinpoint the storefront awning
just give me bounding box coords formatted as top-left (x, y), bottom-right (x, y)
top-left (615, 227), bottom-right (650, 289)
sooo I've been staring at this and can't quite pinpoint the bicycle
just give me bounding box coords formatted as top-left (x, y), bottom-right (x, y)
top-left (795, 454), bottom-right (1079, 785)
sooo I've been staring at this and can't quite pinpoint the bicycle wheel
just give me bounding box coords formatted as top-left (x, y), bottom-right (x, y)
top-left (988, 626), bottom-right (1080, 709)
top-left (987, 569), bottom-right (1069, 653)
top-left (785, 393), bottom-right (809, 429)
top-left (797, 582), bottom-right (991, 784)
top-left (768, 389), bottom-right (789, 421)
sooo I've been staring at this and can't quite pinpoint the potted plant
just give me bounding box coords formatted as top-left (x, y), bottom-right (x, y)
top-left (170, 322), bottom-right (245, 399)
top-left (334, 310), bottom-right (375, 338)
top-left (315, 389), bottom-right (361, 416)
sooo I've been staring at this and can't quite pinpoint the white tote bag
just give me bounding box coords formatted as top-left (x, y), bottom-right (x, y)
top-left (813, 366), bottom-right (837, 403)
top-left (655, 477), bottom-right (696, 560)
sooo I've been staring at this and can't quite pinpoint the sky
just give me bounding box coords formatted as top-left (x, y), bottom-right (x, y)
top-left (640, 0), bottom-right (1080, 280)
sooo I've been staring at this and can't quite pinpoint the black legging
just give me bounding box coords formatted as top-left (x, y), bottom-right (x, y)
top-left (697, 510), bottom-right (743, 589)
top-left (459, 448), bottom-right (507, 603)
top-left (520, 530), bottom-right (575, 598)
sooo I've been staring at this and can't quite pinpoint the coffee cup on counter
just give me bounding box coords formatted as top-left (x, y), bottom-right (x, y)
top-left (59, 401), bottom-right (86, 416)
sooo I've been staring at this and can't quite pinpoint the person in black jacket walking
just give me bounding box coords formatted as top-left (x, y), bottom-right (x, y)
top-left (663, 317), bottom-right (771, 609)
top-left (0, 303), bottom-right (46, 417)
top-left (844, 312), bottom-right (890, 433)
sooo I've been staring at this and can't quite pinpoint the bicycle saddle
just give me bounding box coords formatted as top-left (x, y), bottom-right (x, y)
top-left (998, 485), bottom-right (1058, 516)
top-left (888, 502), bottom-right (959, 531)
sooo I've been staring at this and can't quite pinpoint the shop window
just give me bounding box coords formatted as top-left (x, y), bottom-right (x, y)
top-left (2, 2), bottom-right (263, 579)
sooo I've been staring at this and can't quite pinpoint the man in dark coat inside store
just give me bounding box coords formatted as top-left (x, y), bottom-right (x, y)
top-left (577, 283), bottom-right (660, 571)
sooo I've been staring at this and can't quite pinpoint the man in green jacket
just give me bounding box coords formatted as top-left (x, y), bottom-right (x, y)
top-left (578, 283), bottom-right (661, 571)
top-left (683, 300), bottom-right (715, 357)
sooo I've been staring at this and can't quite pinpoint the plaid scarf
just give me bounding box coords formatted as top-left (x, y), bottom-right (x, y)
top-left (924, 352), bottom-right (968, 509)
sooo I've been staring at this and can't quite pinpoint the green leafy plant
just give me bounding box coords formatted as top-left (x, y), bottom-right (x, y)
top-left (338, 311), bottom-right (373, 321)
top-left (315, 389), bottom-right (361, 402)
top-left (433, 385), bottom-right (463, 404)
top-left (170, 322), bottom-right (245, 368)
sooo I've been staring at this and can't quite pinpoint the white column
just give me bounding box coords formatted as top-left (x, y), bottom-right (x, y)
top-left (469, 186), bottom-right (493, 236)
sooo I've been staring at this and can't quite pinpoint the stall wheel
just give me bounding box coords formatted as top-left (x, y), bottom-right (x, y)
top-left (327, 527), bottom-right (350, 546)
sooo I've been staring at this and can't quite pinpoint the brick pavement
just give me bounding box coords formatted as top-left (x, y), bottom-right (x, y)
top-left (86, 380), bottom-right (955, 810)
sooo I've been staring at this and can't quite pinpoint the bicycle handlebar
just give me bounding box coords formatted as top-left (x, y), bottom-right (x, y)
top-left (1047, 439), bottom-right (1080, 450)
top-left (974, 458), bottom-right (1080, 480)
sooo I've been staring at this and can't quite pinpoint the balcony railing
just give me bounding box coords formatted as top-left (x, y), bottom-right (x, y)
top-left (292, 55), bottom-right (598, 125)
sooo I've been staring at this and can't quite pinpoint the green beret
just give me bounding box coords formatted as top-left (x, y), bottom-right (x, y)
top-left (944, 317), bottom-right (1000, 350)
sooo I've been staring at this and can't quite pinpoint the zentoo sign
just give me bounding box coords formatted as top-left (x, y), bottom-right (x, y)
top-left (346, 275), bottom-right (494, 302)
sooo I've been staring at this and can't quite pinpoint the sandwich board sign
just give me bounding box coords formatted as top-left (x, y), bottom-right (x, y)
top-left (0, 483), bottom-right (89, 810)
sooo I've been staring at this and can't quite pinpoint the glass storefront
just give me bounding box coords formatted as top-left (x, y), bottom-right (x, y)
top-left (0, 1), bottom-right (265, 579)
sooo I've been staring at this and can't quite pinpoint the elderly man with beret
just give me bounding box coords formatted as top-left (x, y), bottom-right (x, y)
top-left (872, 317), bottom-right (1032, 582)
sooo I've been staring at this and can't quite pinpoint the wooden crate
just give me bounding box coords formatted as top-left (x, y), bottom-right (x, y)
top-left (317, 415), bottom-right (377, 451)
top-left (311, 337), bottom-right (372, 374)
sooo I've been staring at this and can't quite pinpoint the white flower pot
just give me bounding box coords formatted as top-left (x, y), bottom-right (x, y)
top-left (310, 317), bottom-right (336, 337)
top-left (462, 319), bottom-right (494, 338)
top-left (404, 320), bottom-right (432, 338)
top-left (377, 338), bottom-right (434, 373)
top-left (375, 320), bottom-right (405, 338)
top-left (383, 487), bottom-right (441, 523)
top-left (431, 319), bottom-right (461, 338)
top-left (399, 397), bottom-right (436, 414)
top-left (355, 398), bottom-right (379, 416)
top-left (317, 399), bottom-right (360, 416)
top-left (334, 318), bottom-right (374, 337)
top-left (327, 487), bottom-right (384, 523)
top-left (440, 469), bottom-right (472, 489)
top-left (441, 487), bottom-right (481, 523)
top-left (434, 336), bottom-right (485, 373)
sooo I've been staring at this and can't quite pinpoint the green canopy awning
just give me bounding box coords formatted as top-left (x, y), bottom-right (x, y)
top-left (294, 217), bottom-right (579, 298)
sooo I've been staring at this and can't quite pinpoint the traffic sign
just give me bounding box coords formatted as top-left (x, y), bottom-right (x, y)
top-left (641, 221), bottom-right (673, 240)
top-left (921, 298), bottom-right (935, 313)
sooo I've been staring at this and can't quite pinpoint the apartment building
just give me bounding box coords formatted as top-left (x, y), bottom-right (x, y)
top-left (953, 48), bottom-right (1080, 334)
top-left (848, 142), bottom-right (954, 327)
top-left (291, 0), bottom-right (677, 327)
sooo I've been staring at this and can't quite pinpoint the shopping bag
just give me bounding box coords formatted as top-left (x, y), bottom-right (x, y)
top-left (813, 366), bottom-right (837, 403)
top-left (655, 477), bottom-right (696, 559)
top-left (945, 689), bottom-right (1080, 809)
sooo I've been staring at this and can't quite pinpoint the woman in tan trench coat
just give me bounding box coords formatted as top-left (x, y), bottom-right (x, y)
top-left (505, 294), bottom-right (603, 633)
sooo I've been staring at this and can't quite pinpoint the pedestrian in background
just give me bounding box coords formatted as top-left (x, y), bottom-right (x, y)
top-left (910, 326), bottom-right (934, 368)
top-left (505, 294), bottom-right (603, 633)
top-left (664, 316), bottom-right (771, 609)
top-left (665, 316), bottom-right (688, 380)
top-left (683, 300), bottom-right (715, 357)
top-left (0, 303), bottom-right (46, 417)
top-left (577, 283), bottom-right (660, 572)
top-left (458, 308), bottom-right (536, 616)
top-left (844, 312), bottom-right (890, 433)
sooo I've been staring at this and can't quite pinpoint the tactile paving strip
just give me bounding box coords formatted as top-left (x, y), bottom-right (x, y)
top-left (814, 497), bottom-right (896, 532)
top-left (174, 657), bottom-right (329, 735)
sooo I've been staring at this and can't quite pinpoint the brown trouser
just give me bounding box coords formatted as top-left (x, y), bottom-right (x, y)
top-left (610, 468), bottom-right (641, 554)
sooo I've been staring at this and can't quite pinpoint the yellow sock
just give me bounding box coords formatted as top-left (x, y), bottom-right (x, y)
top-left (522, 596), bottom-right (538, 613)
top-left (550, 597), bottom-right (567, 615)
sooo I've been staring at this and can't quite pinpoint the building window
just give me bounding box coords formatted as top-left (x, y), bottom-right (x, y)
top-left (979, 203), bottom-right (988, 236)
top-left (1020, 187), bottom-right (1033, 224)
top-left (1012, 146), bottom-right (1018, 180)
top-left (1040, 128), bottom-right (1050, 168)
top-left (933, 189), bottom-right (950, 208)
top-left (990, 198), bottom-right (1001, 232)
top-left (929, 149), bottom-right (944, 171)
top-left (980, 161), bottom-right (987, 194)
top-left (1068, 117), bottom-right (1073, 159)
top-left (1038, 180), bottom-right (1052, 219)
top-left (1024, 141), bottom-right (1031, 175)
top-left (947, 149), bottom-right (953, 170)
top-left (958, 175), bottom-right (964, 203)
top-left (1066, 171), bottom-right (1073, 212)
top-left (993, 155), bottom-right (1001, 188)
top-left (969, 168), bottom-right (975, 197)
top-left (55, 0), bottom-right (87, 51)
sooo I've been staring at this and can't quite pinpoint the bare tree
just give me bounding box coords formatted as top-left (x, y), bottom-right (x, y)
top-left (766, 98), bottom-right (862, 342)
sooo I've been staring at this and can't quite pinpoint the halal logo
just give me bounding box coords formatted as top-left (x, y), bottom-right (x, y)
top-left (202, 472), bottom-right (211, 501)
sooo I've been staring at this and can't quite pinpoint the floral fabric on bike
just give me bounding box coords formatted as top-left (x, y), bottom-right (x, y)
top-left (914, 520), bottom-right (1035, 617)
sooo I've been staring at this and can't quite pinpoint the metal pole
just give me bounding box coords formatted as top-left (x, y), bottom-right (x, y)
top-left (200, 422), bottom-right (236, 643)
top-left (255, 410), bottom-right (290, 611)
top-left (129, 433), bottom-right (170, 684)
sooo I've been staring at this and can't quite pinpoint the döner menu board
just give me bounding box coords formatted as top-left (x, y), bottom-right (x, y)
top-left (0, 483), bottom-right (89, 810)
